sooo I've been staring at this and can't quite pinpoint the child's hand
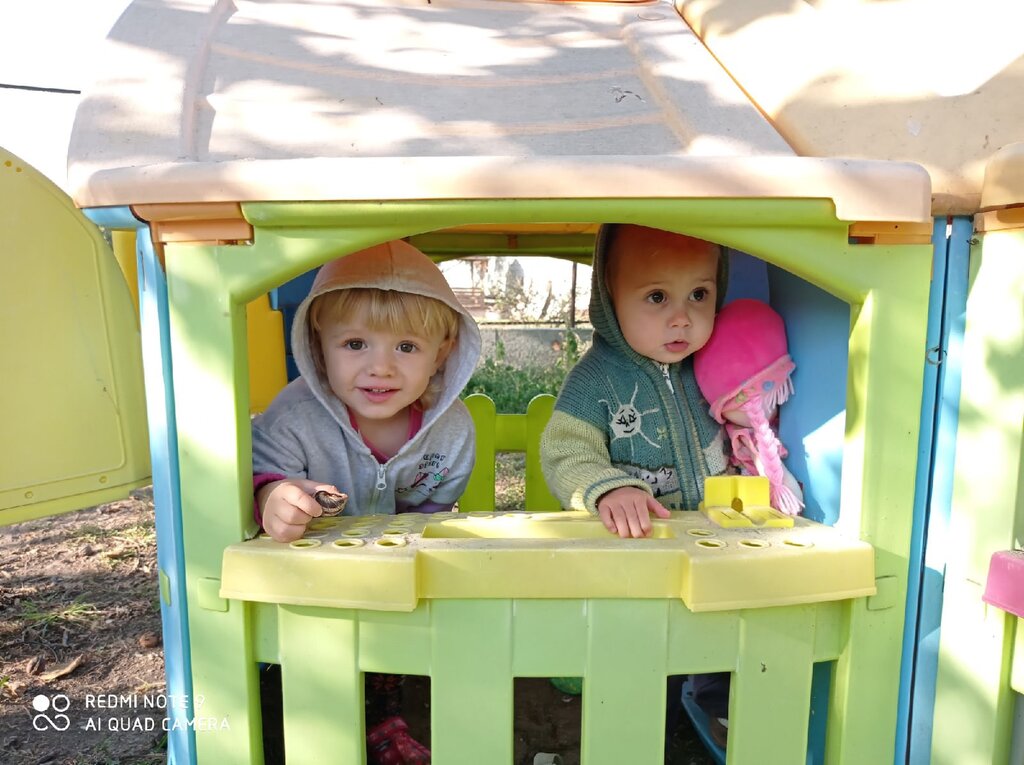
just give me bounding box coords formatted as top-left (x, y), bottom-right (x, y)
top-left (597, 486), bottom-right (671, 538)
top-left (257, 479), bottom-right (342, 543)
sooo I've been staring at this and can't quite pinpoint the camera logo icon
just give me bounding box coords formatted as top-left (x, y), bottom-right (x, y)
top-left (32, 694), bottom-right (71, 731)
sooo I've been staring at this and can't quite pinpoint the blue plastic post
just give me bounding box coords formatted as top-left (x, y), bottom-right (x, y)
top-left (84, 208), bottom-right (197, 765)
top-left (902, 217), bottom-right (971, 764)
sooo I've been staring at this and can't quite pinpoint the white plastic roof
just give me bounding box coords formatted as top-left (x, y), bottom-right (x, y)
top-left (677, 0), bottom-right (1024, 214)
top-left (68, 0), bottom-right (931, 222)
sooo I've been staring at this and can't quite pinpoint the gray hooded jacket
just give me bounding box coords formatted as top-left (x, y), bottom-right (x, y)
top-left (252, 241), bottom-right (482, 515)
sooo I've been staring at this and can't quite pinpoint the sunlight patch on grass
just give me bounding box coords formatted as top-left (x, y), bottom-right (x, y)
top-left (19, 596), bottom-right (102, 628)
top-left (71, 520), bottom-right (156, 544)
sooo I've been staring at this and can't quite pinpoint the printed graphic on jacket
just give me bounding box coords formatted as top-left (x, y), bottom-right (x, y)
top-left (616, 464), bottom-right (681, 499)
top-left (396, 452), bottom-right (451, 501)
top-left (600, 382), bottom-right (662, 456)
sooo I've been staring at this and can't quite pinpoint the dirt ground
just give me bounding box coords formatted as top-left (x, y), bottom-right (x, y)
top-left (0, 474), bottom-right (716, 765)
top-left (0, 489), bottom-right (167, 764)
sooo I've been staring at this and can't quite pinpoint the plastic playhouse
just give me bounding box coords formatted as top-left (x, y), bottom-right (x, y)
top-left (1, 1), bottom-right (1021, 764)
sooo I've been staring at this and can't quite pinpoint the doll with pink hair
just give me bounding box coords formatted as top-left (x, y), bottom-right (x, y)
top-left (693, 298), bottom-right (804, 516)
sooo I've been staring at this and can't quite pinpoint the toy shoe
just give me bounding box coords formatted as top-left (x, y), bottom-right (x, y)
top-left (367, 716), bottom-right (431, 764)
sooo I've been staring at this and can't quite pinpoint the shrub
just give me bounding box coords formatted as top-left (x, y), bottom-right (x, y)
top-left (463, 330), bottom-right (581, 413)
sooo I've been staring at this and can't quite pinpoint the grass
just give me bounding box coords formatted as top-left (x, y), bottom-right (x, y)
top-left (70, 523), bottom-right (109, 540)
top-left (19, 596), bottom-right (102, 628)
top-left (70, 519), bottom-right (156, 567)
top-left (71, 520), bottom-right (156, 544)
top-left (463, 331), bottom-right (580, 413)
top-left (89, 735), bottom-right (167, 765)
top-left (117, 521), bottom-right (157, 543)
top-left (495, 453), bottom-right (527, 513)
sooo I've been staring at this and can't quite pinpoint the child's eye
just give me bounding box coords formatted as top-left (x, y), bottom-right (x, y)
top-left (646, 290), bottom-right (667, 304)
top-left (344, 339), bottom-right (365, 351)
top-left (397, 342), bottom-right (418, 353)
top-left (691, 287), bottom-right (709, 302)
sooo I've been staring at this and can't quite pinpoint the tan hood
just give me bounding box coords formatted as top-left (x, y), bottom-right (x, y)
top-left (291, 240), bottom-right (481, 429)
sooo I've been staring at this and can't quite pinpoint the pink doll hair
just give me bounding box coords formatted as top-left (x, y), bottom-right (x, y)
top-left (693, 299), bottom-right (803, 516)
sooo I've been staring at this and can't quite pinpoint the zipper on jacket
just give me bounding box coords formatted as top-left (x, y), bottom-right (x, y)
top-left (366, 462), bottom-right (388, 514)
top-left (661, 364), bottom-right (711, 509)
top-left (659, 363), bottom-right (675, 394)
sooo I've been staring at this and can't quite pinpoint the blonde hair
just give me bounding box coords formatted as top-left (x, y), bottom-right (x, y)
top-left (309, 288), bottom-right (461, 409)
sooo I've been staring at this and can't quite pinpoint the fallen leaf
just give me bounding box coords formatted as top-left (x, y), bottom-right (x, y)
top-left (25, 655), bottom-right (46, 675)
top-left (39, 654), bottom-right (85, 682)
top-left (138, 632), bottom-right (161, 649)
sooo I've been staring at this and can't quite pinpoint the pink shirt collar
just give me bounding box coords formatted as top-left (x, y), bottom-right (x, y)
top-left (347, 405), bottom-right (423, 463)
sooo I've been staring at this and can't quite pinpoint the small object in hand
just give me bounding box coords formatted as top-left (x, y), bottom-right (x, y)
top-left (313, 490), bottom-right (349, 515)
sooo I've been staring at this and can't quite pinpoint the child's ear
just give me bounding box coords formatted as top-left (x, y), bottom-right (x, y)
top-left (433, 338), bottom-right (455, 372)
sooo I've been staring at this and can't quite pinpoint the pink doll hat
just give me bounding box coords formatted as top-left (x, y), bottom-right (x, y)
top-left (693, 299), bottom-right (802, 515)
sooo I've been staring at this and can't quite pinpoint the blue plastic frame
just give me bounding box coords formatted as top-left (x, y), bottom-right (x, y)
top-left (900, 217), bottom-right (971, 764)
top-left (84, 208), bottom-right (196, 765)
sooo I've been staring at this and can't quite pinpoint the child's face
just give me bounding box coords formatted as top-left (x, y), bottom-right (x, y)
top-left (607, 229), bottom-right (719, 364)
top-left (318, 305), bottom-right (452, 426)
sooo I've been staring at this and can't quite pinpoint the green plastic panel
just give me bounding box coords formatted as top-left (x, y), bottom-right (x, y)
top-left (0, 148), bottom-right (149, 526)
top-left (460, 394), bottom-right (497, 512)
top-left (460, 393), bottom-right (560, 513)
top-left (931, 226), bottom-right (1024, 765)
top-left (162, 196), bottom-right (931, 765)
